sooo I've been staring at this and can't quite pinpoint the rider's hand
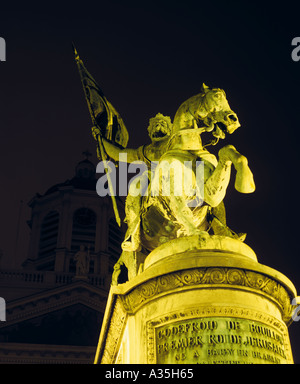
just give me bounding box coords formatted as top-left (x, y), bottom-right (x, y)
top-left (91, 126), bottom-right (101, 141)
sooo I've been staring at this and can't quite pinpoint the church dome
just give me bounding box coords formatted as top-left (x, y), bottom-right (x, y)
top-left (75, 159), bottom-right (95, 179)
top-left (44, 151), bottom-right (97, 196)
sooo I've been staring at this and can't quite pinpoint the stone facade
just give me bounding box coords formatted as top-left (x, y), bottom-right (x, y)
top-left (0, 157), bottom-right (125, 363)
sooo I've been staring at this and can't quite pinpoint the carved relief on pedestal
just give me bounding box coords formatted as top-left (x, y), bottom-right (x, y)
top-left (120, 267), bottom-right (293, 322)
top-left (100, 297), bottom-right (127, 364)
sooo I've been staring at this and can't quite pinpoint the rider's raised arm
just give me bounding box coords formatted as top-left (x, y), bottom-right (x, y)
top-left (102, 138), bottom-right (139, 163)
top-left (92, 126), bottom-right (139, 163)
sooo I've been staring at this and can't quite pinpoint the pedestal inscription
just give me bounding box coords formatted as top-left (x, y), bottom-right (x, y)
top-left (155, 317), bottom-right (289, 364)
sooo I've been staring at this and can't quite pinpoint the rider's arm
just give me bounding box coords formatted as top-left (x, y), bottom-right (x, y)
top-left (92, 126), bottom-right (139, 163)
top-left (102, 138), bottom-right (139, 163)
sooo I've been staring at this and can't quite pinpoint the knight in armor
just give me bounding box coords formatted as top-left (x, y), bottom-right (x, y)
top-left (92, 113), bottom-right (173, 252)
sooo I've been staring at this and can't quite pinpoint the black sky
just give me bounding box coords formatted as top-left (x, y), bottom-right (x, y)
top-left (1, 0), bottom-right (300, 363)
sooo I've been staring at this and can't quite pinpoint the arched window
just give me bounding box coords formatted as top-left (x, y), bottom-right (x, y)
top-left (38, 211), bottom-right (59, 259)
top-left (108, 218), bottom-right (123, 261)
top-left (71, 208), bottom-right (96, 252)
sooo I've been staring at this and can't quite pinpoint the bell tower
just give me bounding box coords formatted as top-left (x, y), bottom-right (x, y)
top-left (22, 152), bottom-right (124, 284)
top-left (0, 152), bottom-right (125, 363)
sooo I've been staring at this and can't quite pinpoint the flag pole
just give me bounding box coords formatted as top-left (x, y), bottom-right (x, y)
top-left (73, 44), bottom-right (121, 227)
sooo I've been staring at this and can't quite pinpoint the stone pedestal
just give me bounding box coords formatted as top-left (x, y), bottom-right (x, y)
top-left (94, 235), bottom-right (297, 364)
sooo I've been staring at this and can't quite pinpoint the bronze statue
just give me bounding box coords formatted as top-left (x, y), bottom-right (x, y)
top-left (73, 49), bottom-right (255, 285)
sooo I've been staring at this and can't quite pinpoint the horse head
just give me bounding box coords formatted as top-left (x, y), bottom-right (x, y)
top-left (172, 84), bottom-right (240, 146)
top-left (197, 84), bottom-right (240, 138)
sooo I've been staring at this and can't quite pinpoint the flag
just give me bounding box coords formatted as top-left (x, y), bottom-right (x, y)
top-left (73, 44), bottom-right (129, 148)
top-left (74, 44), bottom-right (123, 226)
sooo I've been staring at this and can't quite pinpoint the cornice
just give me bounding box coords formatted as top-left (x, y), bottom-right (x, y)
top-left (0, 342), bottom-right (96, 364)
top-left (0, 281), bottom-right (108, 328)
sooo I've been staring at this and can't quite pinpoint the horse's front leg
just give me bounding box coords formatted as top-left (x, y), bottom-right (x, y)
top-left (204, 156), bottom-right (233, 207)
top-left (218, 145), bottom-right (255, 194)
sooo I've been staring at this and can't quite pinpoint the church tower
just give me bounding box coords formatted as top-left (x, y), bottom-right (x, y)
top-left (23, 151), bottom-right (124, 281)
top-left (0, 152), bottom-right (125, 363)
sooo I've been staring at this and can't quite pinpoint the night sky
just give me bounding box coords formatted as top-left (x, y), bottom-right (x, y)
top-left (1, 1), bottom-right (300, 363)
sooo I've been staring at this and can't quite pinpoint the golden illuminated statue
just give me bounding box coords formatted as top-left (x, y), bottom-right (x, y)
top-left (91, 84), bottom-right (255, 284)
top-left (73, 48), bottom-right (255, 283)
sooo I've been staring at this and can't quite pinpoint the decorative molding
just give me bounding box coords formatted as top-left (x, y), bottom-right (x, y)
top-left (0, 343), bottom-right (96, 364)
top-left (120, 267), bottom-right (293, 322)
top-left (100, 297), bottom-right (127, 364)
top-left (0, 282), bottom-right (107, 328)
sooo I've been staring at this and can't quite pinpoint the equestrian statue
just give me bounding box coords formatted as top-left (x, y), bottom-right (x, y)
top-left (74, 48), bottom-right (255, 286)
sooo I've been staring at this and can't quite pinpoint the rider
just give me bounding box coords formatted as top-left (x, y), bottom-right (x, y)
top-left (92, 113), bottom-right (173, 252)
